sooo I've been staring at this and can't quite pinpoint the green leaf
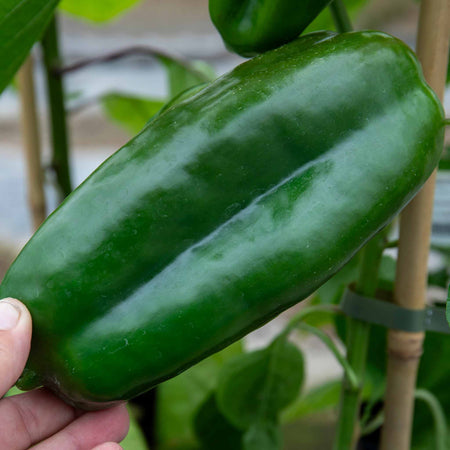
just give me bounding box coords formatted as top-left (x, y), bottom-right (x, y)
top-left (121, 405), bottom-right (149, 450)
top-left (243, 422), bottom-right (282, 450)
top-left (157, 342), bottom-right (243, 448)
top-left (157, 57), bottom-right (215, 99)
top-left (101, 93), bottom-right (166, 135)
top-left (144, 82), bottom-right (209, 130)
top-left (59, 0), bottom-right (141, 22)
top-left (194, 394), bottom-right (243, 450)
top-left (306, 0), bottom-right (370, 33)
top-left (281, 380), bottom-right (341, 422)
top-left (0, 0), bottom-right (58, 94)
top-left (216, 339), bottom-right (304, 430)
top-left (310, 253), bottom-right (360, 306)
top-left (5, 386), bottom-right (23, 397)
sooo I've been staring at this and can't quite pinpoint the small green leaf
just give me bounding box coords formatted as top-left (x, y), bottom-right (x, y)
top-left (306, 0), bottom-right (370, 34)
top-left (152, 82), bottom-right (209, 122)
top-left (157, 56), bottom-right (215, 99)
top-left (121, 405), bottom-right (149, 450)
top-left (5, 386), bottom-right (24, 397)
top-left (194, 394), bottom-right (243, 450)
top-left (157, 342), bottom-right (243, 448)
top-left (0, 0), bottom-right (59, 95)
top-left (59, 0), bottom-right (141, 22)
top-left (243, 422), bottom-right (282, 450)
top-left (216, 338), bottom-right (304, 430)
top-left (101, 93), bottom-right (166, 135)
top-left (281, 380), bottom-right (341, 422)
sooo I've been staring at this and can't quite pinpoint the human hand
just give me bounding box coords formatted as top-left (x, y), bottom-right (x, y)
top-left (0, 298), bottom-right (130, 450)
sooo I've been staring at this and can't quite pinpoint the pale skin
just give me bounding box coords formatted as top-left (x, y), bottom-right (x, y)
top-left (0, 298), bottom-right (130, 450)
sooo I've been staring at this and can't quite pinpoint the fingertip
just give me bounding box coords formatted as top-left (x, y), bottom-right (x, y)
top-left (108, 403), bottom-right (130, 441)
top-left (0, 297), bottom-right (32, 330)
top-left (91, 443), bottom-right (123, 450)
top-left (0, 297), bottom-right (32, 396)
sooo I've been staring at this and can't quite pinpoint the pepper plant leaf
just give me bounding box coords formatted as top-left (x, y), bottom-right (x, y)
top-left (0, 0), bottom-right (58, 94)
top-left (216, 338), bottom-right (304, 430)
top-left (281, 379), bottom-right (341, 422)
top-left (243, 422), bottom-right (282, 450)
top-left (157, 57), bottom-right (215, 99)
top-left (101, 93), bottom-right (166, 135)
top-left (157, 342), bottom-right (243, 448)
top-left (59, 0), bottom-right (141, 22)
top-left (306, 0), bottom-right (370, 33)
top-left (194, 394), bottom-right (243, 450)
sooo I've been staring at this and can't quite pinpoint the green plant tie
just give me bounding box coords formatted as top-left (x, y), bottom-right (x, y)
top-left (340, 287), bottom-right (450, 334)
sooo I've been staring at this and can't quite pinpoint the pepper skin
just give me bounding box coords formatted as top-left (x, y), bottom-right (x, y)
top-left (0, 31), bottom-right (444, 409)
top-left (209, 0), bottom-right (332, 56)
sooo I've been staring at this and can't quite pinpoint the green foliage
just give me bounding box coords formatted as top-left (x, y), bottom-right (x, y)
top-left (0, 0), bottom-right (58, 94)
top-left (216, 338), bottom-right (304, 430)
top-left (100, 58), bottom-right (215, 135)
top-left (306, 0), bottom-right (370, 33)
top-left (438, 146), bottom-right (450, 171)
top-left (5, 386), bottom-right (23, 397)
top-left (194, 336), bottom-right (303, 450)
top-left (157, 342), bottom-right (243, 449)
top-left (121, 406), bottom-right (149, 450)
top-left (101, 93), bottom-right (166, 135)
top-left (157, 57), bottom-right (215, 99)
top-left (194, 394), bottom-right (243, 450)
top-left (243, 422), bottom-right (282, 450)
top-left (59, 0), bottom-right (142, 22)
top-left (281, 380), bottom-right (341, 422)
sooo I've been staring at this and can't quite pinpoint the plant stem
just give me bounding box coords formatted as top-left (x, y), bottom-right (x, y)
top-left (329, 0), bottom-right (353, 33)
top-left (298, 323), bottom-right (358, 390)
top-left (333, 231), bottom-right (386, 450)
top-left (41, 14), bottom-right (72, 202)
top-left (284, 304), bottom-right (341, 335)
top-left (361, 410), bottom-right (385, 437)
top-left (414, 389), bottom-right (447, 450)
top-left (54, 45), bottom-right (211, 82)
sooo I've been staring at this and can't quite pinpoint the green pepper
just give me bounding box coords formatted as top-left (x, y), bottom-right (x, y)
top-left (209, 0), bottom-right (332, 56)
top-left (0, 31), bottom-right (444, 409)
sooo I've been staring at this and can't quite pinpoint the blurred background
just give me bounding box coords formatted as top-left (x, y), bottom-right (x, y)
top-left (1, 0), bottom-right (449, 448)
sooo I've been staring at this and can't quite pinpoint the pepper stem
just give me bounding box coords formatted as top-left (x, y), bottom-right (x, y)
top-left (329, 0), bottom-right (353, 33)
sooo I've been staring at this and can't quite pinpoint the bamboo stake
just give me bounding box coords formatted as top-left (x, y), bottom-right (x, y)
top-left (17, 55), bottom-right (47, 230)
top-left (380, 1), bottom-right (450, 449)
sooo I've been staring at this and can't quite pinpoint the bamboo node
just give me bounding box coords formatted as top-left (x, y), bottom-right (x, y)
top-left (387, 330), bottom-right (424, 361)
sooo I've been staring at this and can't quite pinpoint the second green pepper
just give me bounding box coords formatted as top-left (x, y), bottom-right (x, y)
top-left (209, 0), bottom-right (332, 56)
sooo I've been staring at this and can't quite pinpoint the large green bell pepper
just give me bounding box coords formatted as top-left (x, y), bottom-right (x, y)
top-left (0, 31), bottom-right (444, 409)
top-left (209, 0), bottom-right (332, 56)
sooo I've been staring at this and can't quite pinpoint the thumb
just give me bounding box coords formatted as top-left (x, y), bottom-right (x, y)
top-left (0, 298), bottom-right (32, 397)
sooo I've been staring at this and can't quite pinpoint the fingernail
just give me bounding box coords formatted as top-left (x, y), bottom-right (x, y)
top-left (0, 299), bottom-right (21, 330)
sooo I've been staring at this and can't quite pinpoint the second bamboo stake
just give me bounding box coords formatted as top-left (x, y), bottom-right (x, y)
top-left (380, 0), bottom-right (450, 448)
top-left (17, 55), bottom-right (47, 230)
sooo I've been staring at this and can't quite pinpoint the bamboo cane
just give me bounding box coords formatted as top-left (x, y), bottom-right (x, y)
top-left (17, 55), bottom-right (47, 230)
top-left (380, 1), bottom-right (450, 448)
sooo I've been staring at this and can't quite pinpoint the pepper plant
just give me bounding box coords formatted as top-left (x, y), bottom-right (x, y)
top-left (0, 1), bottom-right (449, 450)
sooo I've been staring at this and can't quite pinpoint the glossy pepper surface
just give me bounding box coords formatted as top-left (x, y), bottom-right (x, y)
top-left (0, 31), bottom-right (444, 409)
top-left (209, 0), bottom-right (332, 56)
